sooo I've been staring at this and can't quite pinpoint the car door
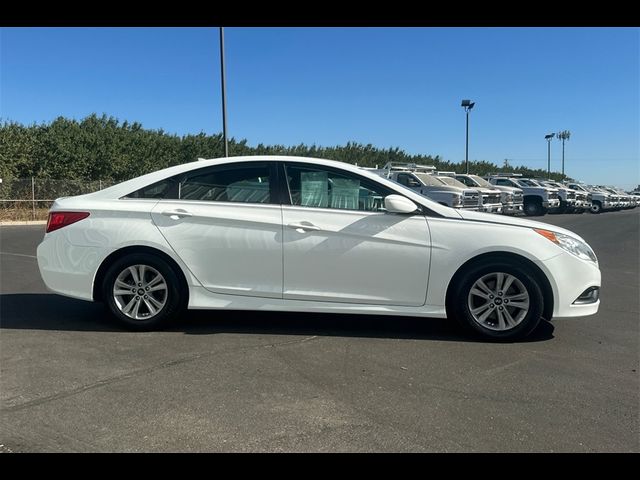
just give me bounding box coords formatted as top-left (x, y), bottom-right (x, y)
top-left (150, 161), bottom-right (283, 299)
top-left (280, 162), bottom-right (431, 306)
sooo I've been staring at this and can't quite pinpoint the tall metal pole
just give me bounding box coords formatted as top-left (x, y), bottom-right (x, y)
top-left (219, 27), bottom-right (229, 157)
top-left (545, 133), bottom-right (555, 179)
top-left (561, 139), bottom-right (565, 178)
top-left (465, 109), bottom-right (470, 174)
top-left (556, 130), bottom-right (570, 179)
top-left (547, 139), bottom-right (551, 179)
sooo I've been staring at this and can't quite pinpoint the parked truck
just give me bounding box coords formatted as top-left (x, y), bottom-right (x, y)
top-left (373, 163), bottom-right (481, 210)
top-left (455, 173), bottom-right (523, 215)
top-left (564, 182), bottom-right (611, 214)
top-left (435, 172), bottom-right (503, 213)
top-left (485, 174), bottom-right (560, 216)
top-left (537, 179), bottom-right (589, 214)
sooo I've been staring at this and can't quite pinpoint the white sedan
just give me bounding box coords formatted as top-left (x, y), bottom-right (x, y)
top-left (36, 156), bottom-right (601, 340)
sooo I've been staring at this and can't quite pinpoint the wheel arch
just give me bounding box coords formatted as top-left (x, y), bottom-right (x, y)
top-left (92, 245), bottom-right (190, 304)
top-left (445, 251), bottom-right (554, 321)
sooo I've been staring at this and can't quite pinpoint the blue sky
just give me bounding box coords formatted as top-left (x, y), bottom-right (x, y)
top-left (1, 27), bottom-right (638, 189)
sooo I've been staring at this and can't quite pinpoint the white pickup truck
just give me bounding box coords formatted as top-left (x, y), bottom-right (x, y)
top-left (485, 174), bottom-right (560, 216)
top-left (455, 173), bottom-right (523, 215)
top-left (371, 164), bottom-right (481, 210)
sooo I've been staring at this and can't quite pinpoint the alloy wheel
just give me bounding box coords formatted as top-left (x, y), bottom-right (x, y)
top-left (113, 264), bottom-right (168, 320)
top-left (467, 272), bottom-right (530, 331)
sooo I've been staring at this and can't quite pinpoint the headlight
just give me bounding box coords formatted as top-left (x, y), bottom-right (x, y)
top-left (501, 192), bottom-right (513, 202)
top-left (452, 194), bottom-right (463, 207)
top-left (534, 229), bottom-right (598, 263)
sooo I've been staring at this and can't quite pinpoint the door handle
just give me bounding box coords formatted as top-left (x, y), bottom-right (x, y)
top-left (161, 209), bottom-right (193, 219)
top-left (287, 222), bottom-right (321, 233)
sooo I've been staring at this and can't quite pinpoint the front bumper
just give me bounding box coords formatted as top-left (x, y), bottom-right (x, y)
top-left (480, 203), bottom-right (502, 214)
top-left (539, 252), bottom-right (601, 318)
top-left (501, 203), bottom-right (524, 215)
top-left (543, 199), bottom-right (561, 209)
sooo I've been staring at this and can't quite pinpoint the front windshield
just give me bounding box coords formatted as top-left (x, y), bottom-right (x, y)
top-left (518, 179), bottom-right (542, 187)
top-left (413, 173), bottom-right (446, 187)
top-left (437, 176), bottom-right (468, 188)
top-left (469, 175), bottom-right (492, 187)
top-left (569, 184), bottom-right (586, 192)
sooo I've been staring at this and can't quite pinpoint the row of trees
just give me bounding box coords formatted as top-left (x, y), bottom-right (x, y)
top-left (0, 114), bottom-right (568, 182)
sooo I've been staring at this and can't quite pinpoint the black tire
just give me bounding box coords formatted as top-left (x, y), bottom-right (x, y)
top-left (590, 201), bottom-right (602, 214)
top-left (102, 253), bottom-right (185, 331)
top-left (448, 260), bottom-right (544, 341)
top-left (523, 199), bottom-right (544, 216)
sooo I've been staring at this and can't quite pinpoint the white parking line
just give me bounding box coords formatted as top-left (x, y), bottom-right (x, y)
top-left (0, 251), bottom-right (37, 259)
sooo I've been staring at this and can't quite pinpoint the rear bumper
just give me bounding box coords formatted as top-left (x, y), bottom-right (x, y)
top-left (36, 231), bottom-right (103, 301)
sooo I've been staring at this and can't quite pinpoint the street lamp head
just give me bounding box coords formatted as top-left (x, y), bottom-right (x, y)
top-left (545, 133), bottom-right (555, 140)
top-left (461, 99), bottom-right (475, 109)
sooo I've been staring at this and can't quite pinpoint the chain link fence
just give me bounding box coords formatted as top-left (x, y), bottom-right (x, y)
top-left (0, 178), bottom-right (116, 221)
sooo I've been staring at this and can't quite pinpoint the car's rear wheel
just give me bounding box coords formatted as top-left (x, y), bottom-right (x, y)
top-left (103, 253), bottom-right (184, 330)
top-left (590, 201), bottom-right (602, 214)
top-left (449, 261), bottom-right (544, 341)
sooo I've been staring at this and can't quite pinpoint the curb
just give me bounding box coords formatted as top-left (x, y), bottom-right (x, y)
top-left (0, 220), bottom-right (47, 226)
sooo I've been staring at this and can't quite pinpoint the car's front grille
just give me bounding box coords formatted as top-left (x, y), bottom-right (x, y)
top-left (567, 192), bottom-right (576, 200)
top-left (463, 193), bottom-right (479, 206)
top-left (482, 193), bottom-right (501, 204)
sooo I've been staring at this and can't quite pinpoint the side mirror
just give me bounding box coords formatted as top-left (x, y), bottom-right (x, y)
top-left (384, 194), bottom-right (419, 214)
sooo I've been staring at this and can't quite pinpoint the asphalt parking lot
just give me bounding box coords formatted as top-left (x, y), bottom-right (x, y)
top-left (1, 210), bottom-right (638, 452)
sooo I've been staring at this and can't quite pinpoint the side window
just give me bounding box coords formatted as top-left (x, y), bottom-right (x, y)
top-left (124, 178), bottom-right (178, 199)
top-left (397, 173), bottom-right (421, 188)
top-left (458, 177), bottom-right (472, 187)
top-left (496, 179), bottom-right (511, 186)
top-left (284, 163), bottom-right (391, 212)
top-left (179, 163), bottom-right (272, 204)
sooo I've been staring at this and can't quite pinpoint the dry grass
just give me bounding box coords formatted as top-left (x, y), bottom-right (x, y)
top-left (0, 207), bottom-right (50, 222)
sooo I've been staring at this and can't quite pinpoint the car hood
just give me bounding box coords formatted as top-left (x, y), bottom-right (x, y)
top-left (455, 209), bottom-right (585, 241)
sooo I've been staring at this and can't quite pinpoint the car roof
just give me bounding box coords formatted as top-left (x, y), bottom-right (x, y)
top-left (86, 155), bottom-right (460, 218)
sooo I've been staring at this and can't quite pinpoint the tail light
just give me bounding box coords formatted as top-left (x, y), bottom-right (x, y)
top-left (46, 211), bottom-right (90, 233)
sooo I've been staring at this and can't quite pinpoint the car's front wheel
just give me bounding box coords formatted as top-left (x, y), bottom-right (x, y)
top-left (449, 261), bottom-right (544, 341)
top-left (523, 199), bottom-right (545, 216)
top-left (103, 253), bottom-right (184, 330)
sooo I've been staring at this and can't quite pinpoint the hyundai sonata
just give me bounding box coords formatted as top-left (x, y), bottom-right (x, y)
top-left (37, 156), bottom-right (601, 340)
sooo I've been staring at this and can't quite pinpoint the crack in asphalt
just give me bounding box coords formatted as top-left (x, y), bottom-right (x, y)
top-left (0, 335), bottom-right (320, 414)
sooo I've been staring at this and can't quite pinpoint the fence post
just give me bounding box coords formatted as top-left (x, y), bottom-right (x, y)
top-left (31, 176), bottom-right (36, 221)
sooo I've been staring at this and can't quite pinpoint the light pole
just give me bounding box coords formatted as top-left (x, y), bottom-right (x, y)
top-left (461, 99), bottom-right (475, 174)
top-left (545, 133), bottom-right (555, 179)
top-left (557, 130), bottom-right (571, 178)
top-left (219, 27), bottom-right (229, 157)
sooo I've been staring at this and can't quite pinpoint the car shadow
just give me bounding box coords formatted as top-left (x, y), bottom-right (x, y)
top-left (0, 293), bottom-right (555, 343)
